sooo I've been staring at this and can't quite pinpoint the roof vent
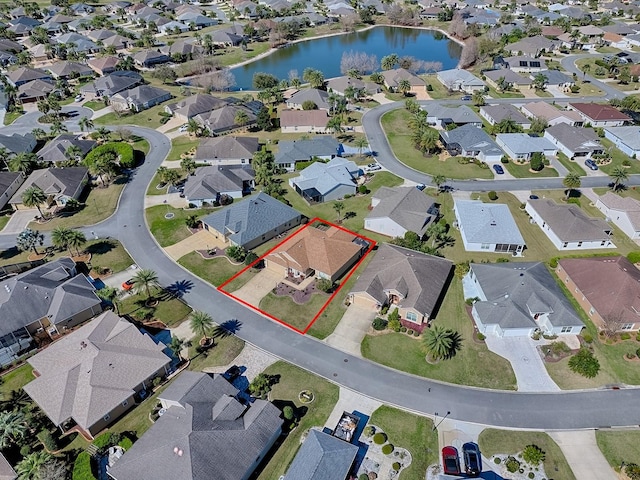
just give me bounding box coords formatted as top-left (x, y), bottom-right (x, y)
top-left (519, 273), bottom-right (524, 276)
top-left (4, 285), bottom-right (9, 293)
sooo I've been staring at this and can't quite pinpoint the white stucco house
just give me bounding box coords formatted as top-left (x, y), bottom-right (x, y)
top-left (595, 191), bottom-right (640, 240)
top-left (603, 126), bottom-right (640, 158)
top-left (495, 133), bottom-right (558, 161)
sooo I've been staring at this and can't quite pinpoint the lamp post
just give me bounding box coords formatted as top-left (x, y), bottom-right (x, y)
top-left (433, 411), bottom-right (451, 431)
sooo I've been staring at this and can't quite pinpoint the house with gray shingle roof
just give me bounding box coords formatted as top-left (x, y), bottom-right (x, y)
top-left (454, 200), bottom-right (526, 255)
top-left (10, 166), bottom-right (88, 210)
top-left (37, 134), bottom-right (96, 164)
top-left (202, 192), bottom-right (304, 250)
top-left (436, 68), bottom-right (485, 93)
top-left (81, 71), bottom-right (143, 97)
top-left (465, 262), bottom-right (584, 337)
top-left (603, 126), bottom-right (640, 157)
top-left (286, 88), bottom-right (330, 111)
top-left (595, 191), bottom-right (640, 240)
top-left (275, 137), bottom-right (342, 172)
top-left (543, 124), bottom-right (603, 159)
top-left (0, 172), bottom-right (24, 211)
top-left (184, 165), bottom-right (254, 206)
top-left (0, 132), bottom-right (36, 155)
top-left (194, 136), bottom-right (259, 166)
top-left (111, 85), bottom-right (172, 112)
top-left (440, 124), bottom-right (504, 163)
top-left (495, 133), bottom-right (557, 161)
top-left (365, 186), bottom-right (438, 238)
top-left (480, 104), bottom-right (531, 129)
top-left (24, 311), bottom-right (171, 440)
top-left (284, 429), bottom-right (358, 480)
top-left (483, 69), bottom-right (532, 92)
top-left (108, 371), bottom-right (282, 480)
top-left (6, 67), bottom-right (51, 87)
top-left (290, 157), bottom-right (361, 203)
top-left (425, 104), bottom-right (482, 129)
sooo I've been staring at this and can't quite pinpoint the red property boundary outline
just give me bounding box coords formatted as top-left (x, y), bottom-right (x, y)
top-left (218, 217), bottom-right (376, 335)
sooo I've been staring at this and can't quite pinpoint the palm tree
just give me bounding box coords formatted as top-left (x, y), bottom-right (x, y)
top-left (65, 145), bottom-right (83, 162)
top-left (190, 310), bottom-right (215, 344)
top-left (50, 119), bottom-right (68, 135)
top-left (0, 411), bottom-right (27, 448)
top-left (327, 116), bottom-right (344, 135)
top-left (9, 153), bottom-right (37, 175)
top-left (78, 116), bottom-right (94, 132)
top-left (494, 118), bottom-right (521, 134)
top-left (95, 127), bottom-right (111, 142)
top-left (186, 118), bottom-right (201, 137)
top-left (581, 62), bottom-right (591, 80)
top-left (97, 286), bottom-right (124, 315)
top-left (381, 53), bottom-right (399, 70)
top-left (397, 79), bottom-right (412, 96)
top-left (234, 110), bottom-right (249, 128)
top-left (180, 158), bottom-right (196, 176)
top-left (610, 166), bottom-right (629, 191)
top-left (369, 72), bottom-right (384, 85)
top-left (132, 269), bottom-right (160, 300)
top-left (31, 128), bottom-right (47, 140)
top-left (333, 201), bottom-right (345, 222)
top-left (472, 90), bottom-right (485, 107)
top-left (563, 172), bottom-right (581, 200)
top-left (16, 228), bottom-right (44, 255)
top-left (0, 147), bottom-right (9, 170)
top-left (16, 451), bottom-right (51, 480)
top-left (51, 226), bottom-right (73, 256)
top-left (354, 137), bottom-right (368, 157)
top-left (21, 186), bottom-right (47, 217)
top-left (421, 324), bottom-right (462, 361)
top-left (432, 175), bottom-right (447, 194)
top-left (67, 229), bottom-right (86, 256)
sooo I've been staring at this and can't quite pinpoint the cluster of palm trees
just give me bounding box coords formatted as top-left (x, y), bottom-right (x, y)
top-left (51, 227), bottom-right (86, 258)
top-left (36, 95), bottom-right (68, 136)
top-left (404, 100), bottom-right (440, 155)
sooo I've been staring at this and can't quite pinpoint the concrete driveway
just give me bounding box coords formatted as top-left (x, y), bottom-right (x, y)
top-left (2, 209), bottom-right (37, 235)
top-left (229, 268), bottom-right (282, 306)
top-left (549, 431), bottom-right (616, 480)
top-left (164, 230), bottom-right (223, 260)
top-left (325, 304), bottom-right (376, 356)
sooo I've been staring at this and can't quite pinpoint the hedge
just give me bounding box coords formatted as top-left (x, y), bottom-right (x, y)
top-left (37, 430), bottom-right (58, 451)
top-left (119, 437), bottom-right (133, 451)
top-left (72, 452), bottom-right (96, 480)
top-left (84, 142), bottom-right (135, 169)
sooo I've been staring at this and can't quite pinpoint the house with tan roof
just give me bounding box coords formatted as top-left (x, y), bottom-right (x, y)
top-left (595, 192), bottom-right (640, 240)
top-left (280, 109), bottom-right (329, 133)
top-left (24, 311), bottom-right (171, 440)
top-left (265, 223), bottom-right (367, 282)
top-left (520, 101), bottom-right (583, 127)
top-left (365, 187), bottom-right (439, 238)
top-left (557, 256), bottom-right (640, 332)
top-left (88, 56), bottom-right (120, 76)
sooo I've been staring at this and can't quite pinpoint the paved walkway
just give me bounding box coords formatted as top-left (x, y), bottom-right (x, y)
top-left (325, 304), bottom-right (376, 356)
top-left (201, 343), bottom-right (278, 382)
top-left (2, 209), bottom-right (37, 234)
top-left (549, 431), bottom-right (616, 480)
top-left (231, 268), bottom-right (282, 303)
top-left (164, 230), bottom-right (221, 261)
top-left (324, 387), bottom-right (382, 431)
top-left (484, 335), bottom-right (560, 392)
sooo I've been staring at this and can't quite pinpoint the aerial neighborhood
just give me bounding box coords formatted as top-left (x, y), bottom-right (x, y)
top-left (1, 0), bottom-right (640, 479)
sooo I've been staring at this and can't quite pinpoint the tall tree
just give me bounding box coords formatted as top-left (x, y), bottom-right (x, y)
top-left (326, 116), bottom-right (344, 134)
top-left (78, 116), bottom-right (94, 132)
top-left (472, 90), bottom-right (485, 107)
top-left (432, 175), bottom-right (447, 194)
top-left (333, 201), bottom-right (345, 222)
top-left (9, 153), bottom-right (37, 175)
top-left (0, 411), bottom-right (27, 448)
top-left (381, 53), bottom-right (399, 70)
top-left (397, 78), bottom-right (412, 96)
top-left (52, 227), bottom-right (74, 257)
top-left (190, 310), bottom-right (215, 343)
top-left (132, 269), bottom-right (160, 300)
top-left (97, 286), bottom-right (124, 315)
top-left (16, 451), bottom-right (51, 480)
top-left (354, 137), bottom-right (368, 157)
top-left (563, 172), bottom-right (581, 200)
top-left (67, 229), bottom-right (86, 256)
top-left (610, 166), bottom-right (629, 191)
top-left (16, 228), bottom-right (44, 255)
top-left (22, 186), bottom-right (47, 217)
top-left (234, 109), bottom-right (249, 128)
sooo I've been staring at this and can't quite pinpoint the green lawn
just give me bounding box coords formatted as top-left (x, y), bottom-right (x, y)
top-left (504, 161), bottom-right (559, 178)
top-left (178, 253), bottom-right (250, 287)
top-left (259, 292), bottom-right (329, 332)
top-left (486, 86), bottom-right (525, 99)
top-left (369, 406), bottom-right (438, 480)
top-left (556, 152), bottom-right (587, 176)
top-left (146, 171), bottom-right (173, 196)
top-left (94, 103), bottom-right (173, 129)
top-left (146, 206), bottom-right (212, 247)
top-left (0, 364), bottom-right (34, 401)
top-left (381, 109), bottom-right (493, 180)
top-left (596, 430), bottom-right (640, 470)
top-left (3, 111), bottom-right (24, 125)
top-left (86, 238), bottom-right (134, 274)
top-left (217, 41), bottom-right (272, 68)
top-left (535, 89), bottom-right (554, 98)
top-left (478, 429), bottom-right (576, 480)
top-left (256, 361), bottom-right (339, 480)
top-left (599, 138), bottom-right (640, 175)
top-left (167, 136), bottom-right (199, 162)
top-left (362, 277), bottom-right (517, 390)
top-left (575, 59), bottom-right (607, 79)
top-left (0, 214), bottom-right (10, 232)
top-left (422, 74), bottom-right (463, 100)
top-left (82, 100), bottom-right (106, 111)
top-left (119, 289), bottom-right (192, 327)
top-left (567, 80), bottom-right (605, 97)
top-left (186, 334), bottom-right (245, 372)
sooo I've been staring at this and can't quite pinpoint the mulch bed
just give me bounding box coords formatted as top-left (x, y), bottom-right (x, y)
top-left (400, 319), bottom-right (426, 334)
top-left (196, 248), bottom-right (225, 259)
top-left (273, 280), bottom-right (323, 304)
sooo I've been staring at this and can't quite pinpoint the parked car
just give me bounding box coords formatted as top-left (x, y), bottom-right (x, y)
top-left (122, 279), bottom-right (134, 291)
top-left (74, 94), bottom-right (83, 102)
top-left (223, 365), bottom-right (242, 383)
top-left (179, 124), bottom-right (189, 132)
top-left (585, 159), bottom-right (599, 171)
top-left (416, 183), bottom-right (426, 191)
top-left (364, 163), bottom-right (382, 172)
top-left (463, 442), bottom-right (482, 477)
top-left (493, 164), bottom-right (504, 175)
top-left (461, 95), bottom-right (472, 101)
top-left (529, 194), bottom-right (539, 200)
top-left (442, 446), bottom-right (461, 475)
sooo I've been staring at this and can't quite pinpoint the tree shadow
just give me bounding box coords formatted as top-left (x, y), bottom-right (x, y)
top-left (165, 279), bottom-right (194, 298)
top-left (86, 240), bottom-right (116, 255)
top-left (215, 319), bottom-right (242, 336)
top-left (0, 247), bottom-right (21, 261)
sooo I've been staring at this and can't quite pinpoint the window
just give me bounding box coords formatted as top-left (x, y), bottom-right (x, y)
top-left (103, 414), bottom-right (110, 422)
top-left (562, 242), bottom-right (568, 248)
top-left (122, 400), bottom-right (128, 407)
top-left (621, 324), bottom-right (634, 331)
top-left (577, 242), bottom-right (582, 247)
top-left (406, 312), bottom-right (417, 322)
top-left (601, 240), bottom-right (607, 246)
top-left (531, 61), bottom-right (541, 68)
top-left (561, 326), bottom-right (572, 333)
top-left (481, 243), bottom-right (490, 250)
top-left (519, 61), bottom-right (527, 67)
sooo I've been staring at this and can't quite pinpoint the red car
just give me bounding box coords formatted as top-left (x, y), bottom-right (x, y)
top-left (442, 446), bottom-right (461, 475)
top-left (122, 279), bottom-right (134, 291)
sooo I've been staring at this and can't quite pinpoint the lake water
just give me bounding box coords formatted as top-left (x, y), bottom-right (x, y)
top-left (230, 26), bottom-right (462, 90)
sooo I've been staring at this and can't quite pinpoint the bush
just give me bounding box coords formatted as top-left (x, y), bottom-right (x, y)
top-left (400, 327), bottom-right (407, 333)
top-left (568, 348), bottom-right (600, 378)
top-left (505, 456), bottom-right (521, 473)
top-left (382, 444), bottom-right (394, 455)
top-left (628, 251), bottom-right (640, 264)
top-left (118, 437), bottom-right (133, 451)
top-left (359, 475), bottom-right (369, 480)
top-left (426, 84), bottom-right (433, 91)
top-left (582, 332), bottom-right (593, 344)
top-left (549, 258), bottom-right (558, 269)
top-left (494, 457), bottom-right (502, 464)
top-left (244, 251), bottom-right (259, 266)
top-left (388, 318), bottom-right (401, 332)
top-left (380, 305), bottom-right (389, 315)
top-left (413, 330), bottom-right (420, 337)
top-left (407, 329), bottom-right (414, 335)
top-left (226, 245), bottom-right (246, 262)
top-left (501, 155), bottom-right (509, 164)
top-left (372, 317), bottom-right (387, 330)
top-left (621, 332), bottom-right (631, 340)
top-left (488, 191), bottom-right (498, 201)
top-left (528, 473), bottom-right (535, 479)
top-left (84, 142), bottom-right (136, 169)
top-left (530, 152), bottom-right (545, 171)
top-left (363, 425), bottom-right (375, 437)
top-left (316, 278), bottom-right (333, 293)
top-left (73, 452), bottom-right (96, 480)
top-left (358, 185), bottom-right (368, 194)
top-left (623, 159), bottom-right (632, 167)
top-left (392, 462), bottom-right (401, 471)
top-left (567, 198), bottom-right (580, 205)
top-left (283, 406), bottom-right (294, 420)
top-left (373, 433), bottom-right (387, 444)
top-left (550, 341), bottom-right (570, 355)
top-left (626, 462), bottom-right (640, 480)
top-left (522, 444), bottom-right (545, 466)
top-left (38, 430), bottom-right (58, 451)
top-left (477, 333), bottom-right (486, 341)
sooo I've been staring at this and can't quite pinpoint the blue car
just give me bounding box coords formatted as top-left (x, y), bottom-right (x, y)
top-left (463, 442), bottom-right (482, 477)
top-left (585, 159), bottom-right (599, 171)
top-left (493, 164), bottom-right (504, 175)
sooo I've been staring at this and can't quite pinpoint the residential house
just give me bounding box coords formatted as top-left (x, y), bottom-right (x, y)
top-left (107, 371), bottom-right (282, 480)
top-left (202, 192), bottom-right (304, 250)
top-left (505, 36), bottom-right (558, 56)
top-left (557, 256), bottom-right (640, 332)
top-left (161, 38), bottom-right (203, 58)
top-left (111, 85), bottom-right (172, 112)
top-left (289, 157), bottom-right (360, 203)
top-left (133, 50), bottom-right (170, 68)
top-left (176, 11), bottom-right (218, 27)
top-left (525, 198), bottom-right (615, 250)
top-left (10, 167), bottom-right (88, 210)
top-left (465, 262), bottom-right (584, 337)
top-left (538, 69), bottom-right (575, 89)
top-left (37, 134), bottom-right (96, 164)
top-left (6, 67), bottom-right (51, 87)
top-left (503, 56), bottom-right (546, 73)
top-left (165, 94), bottom-right (228, 121)
top-left (0, 132), bottom-right (36, 155)
top-left (602, 32), bottom-right (630, 49)
top-left (280, 109), bottom-right (330, 133)
top-left (283, 429), bottom-right (358, 480)
top-left (275, 137), bottom-right (342, 172)
top-left (0, 453), bottom-right (16, 480)
top-left (349, 243), bottom-right (452, 327)
top-left (24, 311), bottom-right (171, 440)
top-left (568, 103), bottom-right (631, 127)
top-left (483, 69), bottom-right (532, 92)
top-left (454, 200), bottom-right (526, 255)
top-left (436, 68), bottom-right (486, 93)
top-left (440, 124), bottom-right (504, 163)
top-left (480, 104), bottom-right (531, 129)
top-left (194, 137), bottom-right (259, 166)
top-left (364, 186), bottom-right (438, 238)
top-left (521, 101), bottom-right (583, 126)
top-left (381, 68), bottom-right (427, 95)
top-left (87, 56), bottom-right (119, 76)
top-left (326, 76), bottom-right (379, 97)
top-left (46, 61), bottom-right (93, 79)
top-left (266, 223), bottom-right (366, 282)
top-left (194, 104), bottom-right (257, 135)
top-left (158, 20), bottom-right (189, 34)
top-left (495, 133), bottom-right (558, 161)
top-left (81, 72), bottom-right (143, 98)
top-left (0, 258), bottom-right (102, 367)
top-left (603, 126), bottom-right (640, 157)
top-left (595, 191), bottom-right (640, 240)
top-left (543, 124), bottom-right (603, 159)
top-left (184, 165), bottom-right (254, 206)
top-left (286, 89), bottom-right (330, 111)
top-left (54, 33), bottom-right (98, 54)
top-left (17, 79), bottom-right (56, 103)
top-left (425, 104), bottom-right (482, 129)
top-left (0, 172), bottom-right (25, 211)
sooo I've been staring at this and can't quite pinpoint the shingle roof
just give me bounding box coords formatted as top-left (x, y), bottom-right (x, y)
top-left (496, 133), bottom-right (556, 154)
top-left (0, 132), bottom-right (35, 155)
top-left (0, 172), bottom-right (23, 196)
top-left (287, 88), bottom-right (330, 110)
top-left (544, 124), bottom-right (601, 153)
top-left (527, 198), bottom-right (612, 242)
top-left (440, 124), bottom-right (504, 157)
top-left (366, 187), bottom-right (438, 236)
top-left (521, 102), bottom-right (582, 123)
top-left (293, 157), bottom-right (360, 196)
top-left (108, 371), bottom-right (283, 480)
top-left (604, 126), bottom-right (640, 150)
top-left (37, 134), bottom-right (96, 163)
top-left (24, 311), bottom-right (170, 431)
top-left (168, 94), bottom-right (228, 118)
top-left (455, 200), bottom-right (525, 245)
top-left (280, 109), bottom-right (329, 128)
top-left (113, 85), bottom-right (170, 105)
top-left (481, 104), bottom-right (530, 124)
top-left (598, 191), bottom-right (640, 230)
top-left (184, 165), bottom-right (254, 200)
top-left (425, 104), bottom-right (482, 124)
top-left (194, 136), bottom-right (259, 162)
top-left (275, 137), bottom-right (340, 165)
top-left (484, 69), bottom-right (532, 85)
top-left (284, 429), bottom-right (358, 480)
top-left (194, 105), bottom-right (256, 133)
top-left (570, 102), bottom-right (631, 122)
top-left (46, 60), bottom-right (93, 78)
top-left (10, 167), bottom-right (88, 205)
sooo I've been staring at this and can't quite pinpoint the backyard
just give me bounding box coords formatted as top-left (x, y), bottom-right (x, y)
top-left (119, 289), bottom-right (192, 327)
top-left (0, 363), bottom-right (34, 401)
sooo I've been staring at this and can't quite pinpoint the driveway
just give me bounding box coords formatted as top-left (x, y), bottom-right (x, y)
top-left (549, 431), bottom-right (617, 480)
top-left (229, 268), bottom-right (282, 305)
top-left (164, 230), bottom-right (219, 260)
top-left (2, 210), bottom-right (37, 235)
top-left (325, 304), bottom-right (376, 356)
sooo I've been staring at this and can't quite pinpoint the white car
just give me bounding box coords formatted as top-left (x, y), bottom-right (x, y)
top-left (74, 95), bottom-right (83, 102)
top-left (179, 124), bottom-right (188, 132)
top-left (364, 163), bottom-right (382, 172)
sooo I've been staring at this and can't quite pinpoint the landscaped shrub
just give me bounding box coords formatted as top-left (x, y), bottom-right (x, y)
top-left (426, 84), bottom-right (433, 91)
top-left (283, 406), bottom-right (294, 420)
top-left (549, 258), bottom-right (558, 268)
top-left (118, 437), bottom-right (133, 451)
top-left (388, 319), bottom-right (401, 332)
top-left (567, 198), bottom-right (580, 205)
top-left (550, 341), bottom-right (570, 355)
top-left (316, 278), bottom-right (333, 293)
top-left (226, 245), bottom-right (246, 262)
top-left (244, 252), bottom-right (259, 266)
top-left (72, 452), bottom-right (96, 480)
top-left (623, 159), bottom-right (632, 167)
top-left (407, 329), bottom-right (414, 335)
top-left (505, 456), bottom-right (521, 473)
top-left (530, 152), bottom-right (544, 171)
top-left (582, 332), bottom-right (593, 344)
top-left (568, 348), bottom-right (600, 378)
top-left (372, 317), bottom-right (387, 331)
top-left (392, 462), bottom-right (401, 471)
top-left (84, 142), bottom-right (135, 169)
top-left (382, 444), bottom-right (394, 455)
top-left (627, 251), bottom-right (640, 264)
top-left (621, 332), bottom-right (631, 340)
top-left (477, 333), bottom-right (486, 341)
top-left (494, 457), bottom-right (501, 464)
top-left (380, 305), bottom-right (389, 315)
top-left (488, 191), bottom-right (498, 201)
top-left (359, 474), bottom-right (369, 480)
top-left (373, 433), bottom-right (387, 444)
top-left (528, 473), bottom-right (535, 479)
top-left (363, 425), bottom-right (375, 437)
top-left (625, 462), bottom-right (640, 480)
top-left (522, 444), bottom-right (545, 466)
top-left (358, 185), bottom-right (369, 194)
top-left (400, 327), bottom-right (407, 333)
top-left (413, 330), bottom-right (420, 337)
top-left (37, 430), bottom-right (58, 451)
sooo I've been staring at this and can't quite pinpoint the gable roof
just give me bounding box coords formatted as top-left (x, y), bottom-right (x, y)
top-left (10, 167), bottom-right (88, 205)
top-left (598, 192), bottom-right (640, 230)
top-left (544, 124), bottom-right (601, 153)
top-left (284, 429), bottom-right (358, 480)
top-left (603, 126), bottom-right (640, 150)
top-left (496, 133), bottom-right (556, 154)
top-left (521, 102), bottom-right (582, 123)
top-left (367, 187), bottom-right (438, 236)
top-left (46, 60), bottom-right (93, 78)
top-left (481, 104), bottom-right (530, 124)
top-left (425, 104), bottom-right (482, 124)
top-left (168, 94), bottom-right (229, 118)
top-left (280, 109), bottom-right (329, 128)
top-left (24, 311), bottom-right (170, 431)
top-left (455, 200), bottom-right (525, 245)
top-left (6, 67), bottom-right (49, 85)
top-left (287, 88), bottom-right (330, 109)
top-left (382, 68), bottom-right (426, 87)
top-left (569, 102), bottom-right (631, 122)
top-left (37, 134), bottom-right (96, 163)
top-left (0, 132), bottom-right (35, 155)
top-left (84, 71), bottom-right (143, 96)
top-left (527, 199), bottom-right (612, 242)
top-left (350, 243), bottom-right (452, 315)
top-left (437, 68), bottom-right (484, 88)
top-left (194, 105), bottom-right (256, 133)
top-left (0, 172), bottom-right (23, 196)
top-left (87, 56), bottom-right (119, 74)
top-left (293, 157), bottom-right (360, 196)
top-left (184, 166), bottom-right (254, 200)
top-left (440, 124), bottom-right (504, 157)
top-left (194, 136), bottom-right (259, 161)
top-left (201, 192), bottom-right (302, 247)
top-left (108, 371), bottom-right (283, 480)
top-left (484, 69), bottom-right (532, 86)
top-left (275, 137), bottom-right (340, 166)
top-left (113, 85), bottom-right (170, 105)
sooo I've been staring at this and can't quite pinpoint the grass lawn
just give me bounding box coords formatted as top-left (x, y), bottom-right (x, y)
top-left (94, 103), bottom-right (173, 129)
top-left (362, 277), bottom-right (517, 390)
top-left (167, 136), bottom-right (199, 162)
top-left (0, 364), bottom-right (34, 401)
top-left (146, 205), bottom-right (212, 247)
top-left (478, 429), bottom-right (576, 480)
top-left (567, 81), bottom-right (604, 97)
top-left (380, 109), bottom-right (493, 180)
top-left (3, 111), bottom-right (24, 125)
top-left (146, 172), bottom-right (171, 196)
top-left (422, 74), bottom-right (463, 100)
top-left (82, 100), bottom-right (105, 111)
top-left (119, 289), bottom-right (192, 327)
top-left (217, 41), bottom-right (271, 68)
top-left (259, 293), bottom-right (329, 332)
top-left (186, 334), bottom-right (245, 372)
top-left (599, 138), bottom-right (640, 175)
top-left (86, 238), bottom-right (134, 273)
top-left (486, 86), bottom-right (525, 99)
top-left (504, 161), bottom-right (559, 178)
top-left (575, 59), bottom-right (607, 79)
top-left (369, 406), bottom-right (438, 480)
top-left (556, 152), bottom-right (587, 176)
top-left (178, 252), bottom-right (250, 287)
top-left (535, 89), bottom-right (554, 98)
top-left (0, 214), bottom-right (10, 232)
top-left (256, 361), bottom-right (339, 480)
top-left (596, 430), bottom-right (640, 469)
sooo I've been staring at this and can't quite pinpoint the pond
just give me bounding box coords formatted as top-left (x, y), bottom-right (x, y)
top-left (230, 26), bottom-right (462, 90)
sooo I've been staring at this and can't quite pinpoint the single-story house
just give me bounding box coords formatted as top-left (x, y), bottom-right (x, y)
top-left (557, 256), bottom-right (640, 332)
top-left (483, 69), bottom-right (532, 91)
top-left (543, 124), bottom-right (603, 159)
top-left (46, 60), bottom-right (93, 79)
top-left (24, 311), bottom-right (171, 440)
top-left (266, 223), bottom-right (366, 282)
top-left (275, 137), bottom-right (342, 172)
top-left (525, 198), bottom-right (615, 250)
top-left (37, 134), bottom-right (96, 164)
top-left (537, 69), bottom-right (575, 89)
top-left (568, 102), bottom-right (631, 127)
top-left (381, 68), bottom-right (427, 94)
top-left (602, 31), bottom-right (630, 49)
top-left (81, 71), bottom-right (143, 98)
top-left (439, 124), bottom-right (504, 163)
top-left (603, 126), bottom-right (640, 157)
top-left (349, 243), bottom-right (453, 327)
top-left (0, 171), bottom-right (25, 211)
top-left (495, 133), bottom-right (558, 161)
top-left (286, 89), bottom-right (330, 111)
top-left (454, 200), bottom-right (526, 255)
top-left (289, 157), bottom-right (361, 204)
top-left (133, 50), bottom-right (170, 68)
top-left (326, 76), bottom-right (379, 97)
top-left (480, 104), bottom-right (531, 129)
top-left (184, 165), bottom-right (254, 206)
top-left (280, 109), bottom-right (330, 134)
top-left (0, 258), bottom-right (102, 367)
top-left (503, 56), bottom-right (547, 73)
top-left (10, 167), bottom-right (88, 210)
top-left (595, 191), bottom-right (640, 240)
top-left (364, 186), bottom-right (438, 238)
top-left (194, 105), bottom-right (257, 135)
top-left (0, 132), bottom-right (36, 155)
top-left (505, 36), bottom-right (558, 56)
top-left (107, 371), bottom-right (283, 480)
top-left (425, 104), bottom-right (482, 129)
top-left (111, 85), bottom-right (172, 112)
top-left (194, 136), bottom-right (259, 166)
top-left (6, 66), bottom-right (51, 87)
top-left (520, 102), bottom-right (583, 127)
top-left (201, 192), bottom-right (304, 250)
top-left (436, 68), bottom-right (485, 93)
top-left (465, 262), bottom-right (584, 337)
top-left (17, 79), bottom-right (56, 103)
top-left (165, 94), bottom-right (229, 121)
